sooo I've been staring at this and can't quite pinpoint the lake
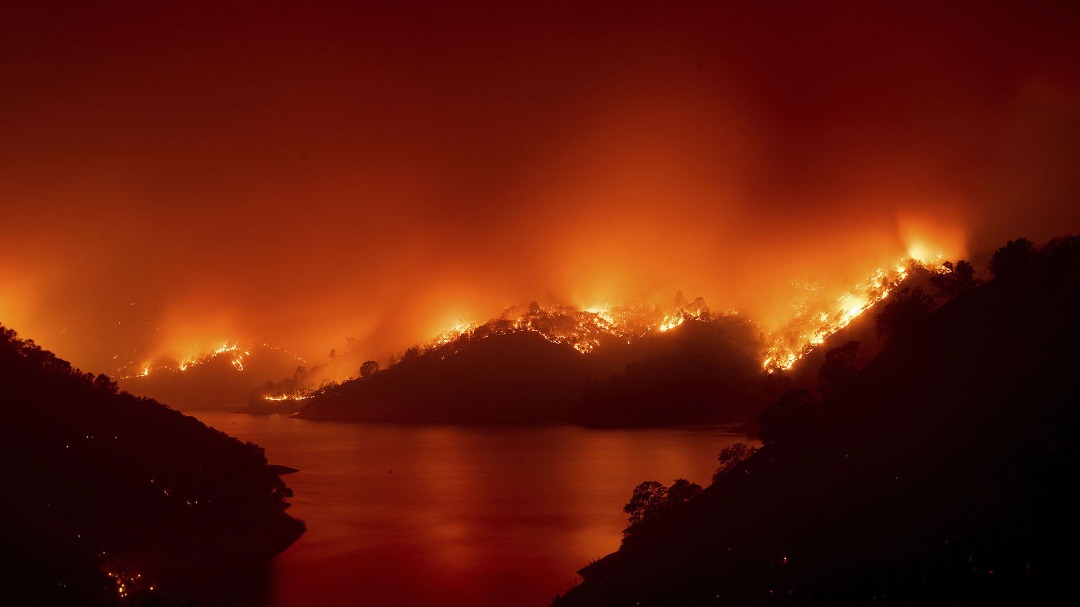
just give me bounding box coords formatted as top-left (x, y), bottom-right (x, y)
top-left (192, 412), bottom-right (755, 607)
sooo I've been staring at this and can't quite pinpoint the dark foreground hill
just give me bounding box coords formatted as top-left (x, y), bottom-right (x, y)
top-left (554, 236), bottom-right (1080, 606)
top-left (0, 326), bottom-right (305, 606)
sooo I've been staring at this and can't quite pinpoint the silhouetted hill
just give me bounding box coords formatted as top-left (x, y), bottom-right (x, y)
top-left (554, 235), bottom-right (1080, 606)
top-left (118, 345), bottom-right (304, 411)
top-left (579, 317), bottom-right (773, 426)
top-left (776, 259), bottom-right (967, 396)
top-left (299, 330), bottom-right (588, 423)
top-left (0, 326), bottom-right (305, 606)
top-left (297, 313), bottom-right (772, 425)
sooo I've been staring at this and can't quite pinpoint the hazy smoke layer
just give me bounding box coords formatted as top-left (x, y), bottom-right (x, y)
top-left (2, 1), bottom-right (1079, 372)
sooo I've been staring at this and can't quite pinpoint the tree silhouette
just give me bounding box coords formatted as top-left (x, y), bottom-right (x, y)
top-left (875, 287), bottom-right (934, 339)
top-left (559, 234), bottom-right (1080, 607)
top-left (929, 260), bottom-right (981, 298)
top-left (988, 237), bottom-right (1035, 279)
top-left (818, 341), bottom-right (860, 397)
top-left (623, 478), bottom-right (703, 532)
top-left (360, 360), bottom-right (380, 377)
top-left (0, 323), bottom-right (304, 605)
top-left (624, 481), bottom-right (668, 527)
top-left (713, 443), bottom-right (758, 481)
top-left (667, 478), bottom-right (703, 505)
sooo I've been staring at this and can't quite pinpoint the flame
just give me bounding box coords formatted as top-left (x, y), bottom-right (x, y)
top-left (759, 257), bottom-right (940, 373)
top-left (657, 316), bottom-right (685, 333)
top-left (116, 252), bottom-right (950, 386)
top-left (410, 256), bottom-right (931, 373)
top-left (414, 296), bottom-right (714, 360)
top-left (432, 321), bottom-right (476, 346)
top-left (906, 242), bottom-right (944, 265)
top-left (263, 394), bottom-right (311, 402)
top-left (120, 341), bottom-right (249, 378)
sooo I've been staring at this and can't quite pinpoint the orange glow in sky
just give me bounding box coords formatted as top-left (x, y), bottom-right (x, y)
top-left (2, 1), bottom-right (1080, 374)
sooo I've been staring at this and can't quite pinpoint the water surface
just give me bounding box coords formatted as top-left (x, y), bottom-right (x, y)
top-left (194, 412), bottom-right (754, 607)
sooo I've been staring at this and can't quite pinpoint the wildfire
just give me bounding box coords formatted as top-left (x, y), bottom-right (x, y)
top-left (416, 294), bottom-right (714, 359)
top-left (760, 259), bottom-right (929, 373)
top-left (657, 316), bottom-right (685, 333)
top-left (263, 394), bottom-right (311, 402)
top-left (119, 254), bottom-right (950, 389)
top-left (410, 257), bottom-right (938, 376)
top-left (432, 321), bottom-right (476, 347)
top-left (201, 342), bottom-right (248, 372)
top-left (120, 342), bottom-right (250, 379)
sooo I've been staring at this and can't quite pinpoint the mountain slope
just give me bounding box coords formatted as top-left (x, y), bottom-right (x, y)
top-left (297, 313), bottom-right (771, 425)
top-left (299, 330), bottom-right (590, 423)
top-left (0, 326), bottom-right (305, 606)
top-left (555, 236), bottom-right (1080, 605)
top-left (117, 344), bottom-right (305, 411)
top-left (579, 317), bottom-right (769, 426)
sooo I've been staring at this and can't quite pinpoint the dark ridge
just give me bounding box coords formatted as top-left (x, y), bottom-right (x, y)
top-left (296, 313), bottom-right (773, 426)
top-left (297, 330), bottom-right (588, 423)
top-left (578, 317), bottom-right (770, 427)
top-left (554, 235), bottom-right (1080, 605)
top-left (0, 326), bottom-right (305, 606)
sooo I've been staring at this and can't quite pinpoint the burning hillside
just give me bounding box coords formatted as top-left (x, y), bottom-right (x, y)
top-left (289, 253), bottom-right (974, 426)
top-left (259, 256), bottom-right (954, 408)
top-left (116, 342), bottom-right (254, 380)
top-left (424, 294), bottom-right (713, 357)
top-left (248, 296), bottom-right (715, 405)
top-left (419, 258), bottom-right (945, 377)
top-left (117, 344), bottom-right (305, 410)
top-left (765, 261), bottom-right (906, 373)
top-left (117, 250), bottom-right (957, 415)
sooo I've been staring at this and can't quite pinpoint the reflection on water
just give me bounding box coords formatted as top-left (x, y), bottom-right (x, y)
top-left (193, 412), bottom-right (755, 607)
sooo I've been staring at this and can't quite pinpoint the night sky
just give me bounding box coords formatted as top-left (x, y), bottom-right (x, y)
top-left (3, 0), bottom-right (1079, 372)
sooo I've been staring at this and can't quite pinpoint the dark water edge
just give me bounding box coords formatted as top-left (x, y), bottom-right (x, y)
top-left (189, 411), bottom-right (756, 607)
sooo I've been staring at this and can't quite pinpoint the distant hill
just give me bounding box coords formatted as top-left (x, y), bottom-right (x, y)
top-left (578, 317), bottom-right (771, 426)
top-left (554, 236), bottom-right (1080, 605)
top-left (0, 326), bottom-right (305, 606)
top-left (299, 330), bottom-right (589, 423)
top-left (296, 265), bottom-right (951, 427)
top-left (296, 310), bottom-right (775, 426)
top-left (117, 344), bottom-right (304, 410)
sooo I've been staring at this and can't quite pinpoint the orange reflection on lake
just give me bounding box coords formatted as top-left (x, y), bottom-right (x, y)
top-left (195, 412), bottom-right (756, 607)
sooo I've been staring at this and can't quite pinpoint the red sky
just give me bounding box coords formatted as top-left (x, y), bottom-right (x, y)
top-left (2, 0), bottom-right (1080, 372)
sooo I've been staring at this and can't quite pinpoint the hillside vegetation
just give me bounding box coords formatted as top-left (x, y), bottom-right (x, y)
top-left (297, 312), bottom-right (771, 426)
top-left (555, 236), bottom-right (1080, 605)
top-left (0, 326), bottom-right (305, 606)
